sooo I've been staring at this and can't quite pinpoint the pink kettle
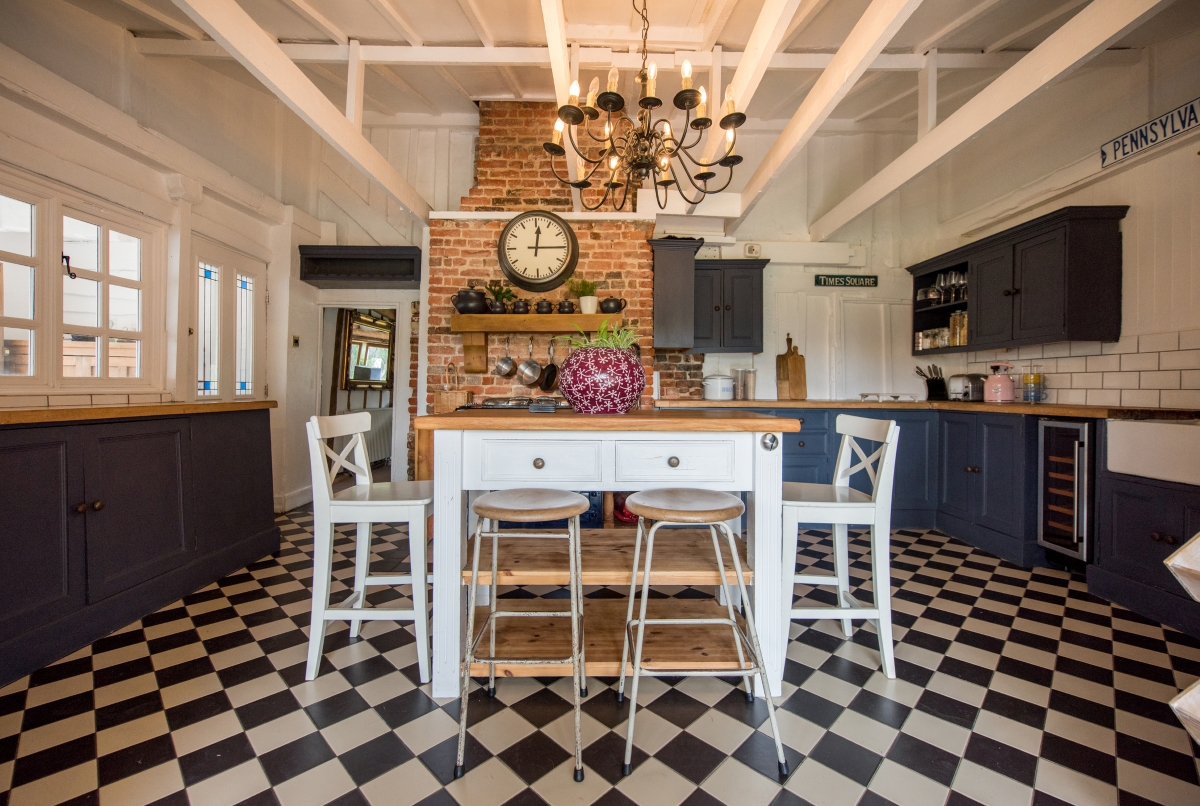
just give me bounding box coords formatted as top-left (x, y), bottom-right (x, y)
top-left (984, 362), bottom-right (1015, 403)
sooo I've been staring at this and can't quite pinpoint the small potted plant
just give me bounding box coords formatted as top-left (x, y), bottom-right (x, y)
top-left (485, 280), bottom-right (516, 314)
top-left (557, 318), bottom-right (645, 414)
top-left (566, 277), bottom-right (599, 315)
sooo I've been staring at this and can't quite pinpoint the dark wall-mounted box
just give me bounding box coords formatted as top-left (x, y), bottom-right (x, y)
top-left (299, 245), bottom-right (422, 289)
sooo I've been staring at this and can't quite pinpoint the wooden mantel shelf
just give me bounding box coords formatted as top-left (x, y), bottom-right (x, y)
top-left (449, 313), bottom-right (624, 372)
top-left (449, 313), bottom-right (623, 334)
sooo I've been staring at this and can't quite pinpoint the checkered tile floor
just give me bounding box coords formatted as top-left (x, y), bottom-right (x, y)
top-left (2, 511), bottom-right (1199, 806)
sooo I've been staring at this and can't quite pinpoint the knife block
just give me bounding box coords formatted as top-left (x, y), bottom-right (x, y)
top-left (924, 378), bottom-right (948, 401)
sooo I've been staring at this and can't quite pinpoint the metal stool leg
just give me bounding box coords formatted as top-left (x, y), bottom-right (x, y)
top-left (454, 518), bottom-right (485, 779)
top-left (708, 526), bottom-right (753, 702)
top-left (718, 522), bottom-right (789, 777)
top-left (616, 516), bottom-right (645, 704)
top-left (568, 516), bottom-right (584, 782)
top-left (622, 520), bottom-right (659, 776)
top-left (488, 525), bottom-right (499, 697)
top-left (574, 517), bottom-right (588, 699)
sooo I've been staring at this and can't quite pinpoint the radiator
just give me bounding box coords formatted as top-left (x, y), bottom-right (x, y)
top-left (341, 407), bottom-right (393, 463)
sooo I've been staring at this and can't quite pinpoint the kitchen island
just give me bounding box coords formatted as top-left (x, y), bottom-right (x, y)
top-left (413, 409), bottom-right (801, 698)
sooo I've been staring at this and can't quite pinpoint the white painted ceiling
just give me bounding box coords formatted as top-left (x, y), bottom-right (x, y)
top-left (70, 0), bottom-right (1200, 124)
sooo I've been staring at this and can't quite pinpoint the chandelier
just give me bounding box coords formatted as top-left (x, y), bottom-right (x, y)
top-left (543, 0), bottom-right (745, 211)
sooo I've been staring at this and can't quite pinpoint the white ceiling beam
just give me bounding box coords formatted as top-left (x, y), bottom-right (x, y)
top-left (372, 64), bottom-right (435, 112)
top-left (498, 68), bottom-right (524, 99)
top-left (363, 0), bottom-right (424, 46)
top-left (170, 0), bottom-right (430, 221)
top-left (540, 0), bottom-right (571, 106)
top-left (898, 72), bottom-right (996, 122)
top-left (308, 63), bottom-right (396, 116)
top-left (914, 0), bottom-right (1005, 54)
top-left (277, 0), bottom-right (348, 45)
top-left (985, 0), bottom-right (1089, 53)
top-left (810, 0), bottom-right (1173, 241)
top-left (455, 0), bottom-right (493, 46)
top-left (852, 77), bottom-right (917, 122)
top-left (346, 40), bottom-right (366, 129)
top-left (780, 0), bottom-right (834, 49)
top-left (568, 24), bottom-right (702, 50)
top-left (916, 48), bottom-right (936, 137)
top-left (701, 0), bottom-right (739, 50)
top-left (734, 0), bottom-right (925, 227)
top-left (113, 0), bottom-right (206, 39)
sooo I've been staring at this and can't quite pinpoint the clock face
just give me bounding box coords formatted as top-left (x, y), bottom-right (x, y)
top-left (498, 210), bottom-right (579, 292)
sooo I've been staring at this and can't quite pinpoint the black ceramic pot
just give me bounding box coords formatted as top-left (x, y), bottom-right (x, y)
top-left (599, 297), bottom-right (627, 313)
top-left (488, 299), bottom-right (508, 314)
top-left (557, 300), bottom-right (575, 314)
top-left (452, 288), bottom-right (488, 314)
top-left (536, 299), bottom-right (553, 314)
top-left (511, 300), bottom-right (530, 314)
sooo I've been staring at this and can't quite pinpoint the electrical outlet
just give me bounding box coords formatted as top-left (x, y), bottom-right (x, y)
top-left (292, 335), bottom-right (300, 348)
top-left (743, 242), bottom-right (762, 258)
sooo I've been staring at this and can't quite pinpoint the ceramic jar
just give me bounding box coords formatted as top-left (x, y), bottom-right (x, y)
top-left (578, 295), bottom-right (598, 314)
top-left (558, 347), bottom-right (645, 414)
top-left (511, 299), bottom-right (530, 314)
top-left (599, 297), bottom-right (627, 313)
top-left (451, 288), bottom-right (488, 314)
top-left (557, 300), bottom-right (575, 314)
top-left (535, 299), bottom-right (553, 314)
top-left (487, 299), bottom-right (507, 314)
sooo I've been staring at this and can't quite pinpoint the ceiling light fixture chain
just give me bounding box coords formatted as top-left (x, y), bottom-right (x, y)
top-left (542, 0), bottom-right (745, 211)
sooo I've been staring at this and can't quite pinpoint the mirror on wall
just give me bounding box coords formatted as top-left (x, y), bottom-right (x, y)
top-left (340, 310), bottom-right (395, 391)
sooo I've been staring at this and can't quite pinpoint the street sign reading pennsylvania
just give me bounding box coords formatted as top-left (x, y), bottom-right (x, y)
top-left (1101, 95), bottom-right (1199, 168)
top-left (815, 275), bottom-right (878, 288)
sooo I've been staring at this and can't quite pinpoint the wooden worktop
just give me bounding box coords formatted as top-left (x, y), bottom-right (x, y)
top-left (414, 407), bottom-right (802, 432)
top-left (0, 399), bottom-right (277, 426)
top-left (654, 398), bottom-right (1200, 420)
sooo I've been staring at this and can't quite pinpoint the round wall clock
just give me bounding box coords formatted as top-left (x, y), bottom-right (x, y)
top-left (497, 210), bottom-right (579, 292)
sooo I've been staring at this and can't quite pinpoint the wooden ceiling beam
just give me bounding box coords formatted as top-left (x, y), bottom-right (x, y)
top-left (733, 0), bottom-right (925, 228)
top-left (372, 64), bottom-right (436, 112)
top-left (985, 0), bottom-right (1089, 53)
top-left (363, 0), bottom-right (424, 46)
top-left (809, 0), bottom-right (1173, 241)
top-left (455, 0), bottom-right (494, 46)
top-left (539, 0), bottom-right (571, 106)
top-left (914, 0), bottom-right (1005, 54)
top-left (170, 0), bottom-right (431, 221)
top-left (113, 0), bottom-right (206, 39)
top-left (701, 0), bottom-right (739, 50)
top-left (276, 0), bottom-right (348, 45)
top-left (779, 0), bottom-right (834, 50)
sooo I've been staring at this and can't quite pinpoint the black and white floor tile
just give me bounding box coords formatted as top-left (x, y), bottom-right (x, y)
top-left (2, 511), bottom-right (1199, 806)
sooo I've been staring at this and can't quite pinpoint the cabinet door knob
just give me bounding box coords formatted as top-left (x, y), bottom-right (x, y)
top-left (74, 502), bottom-right (88, 515)
top-left (797, 441), bottom-right (805, 448)
top-left (532, 458), bottom-right (545, 469)
top-left (91, 500), bottom-right (105, 511)
top-left (1002, 288), bottom-right (1021, 296)
top-left (714, 305), bottom-right (720, 311)
top-left (668, 456), bottom-right (680, 467)
top-left (1152, 532), bottom-right (1176, 545)
top-left (724, 305), bottom-right (731, 310)
top-left (1166, 535), bottom-right (1177, 546)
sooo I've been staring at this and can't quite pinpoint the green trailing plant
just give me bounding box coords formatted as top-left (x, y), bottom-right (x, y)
top-left (561, 317), bottom-right (639, 350)
top-left (566, 277), bottom-right (597, 298)
top-left (485, 279), bottom-right (516, 303)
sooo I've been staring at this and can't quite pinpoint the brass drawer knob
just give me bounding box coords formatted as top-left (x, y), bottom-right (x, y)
top-left (533, 458), bottom-right (545, 469)
top-left (92, 500), bottom-right (105, 511)
top-left (668, 456), bottom-right (680, 467)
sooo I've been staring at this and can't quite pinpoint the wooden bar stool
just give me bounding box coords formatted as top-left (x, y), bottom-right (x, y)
top-left (304, 413), bottom-right (431, 682)
top-left (455, 488), bottom-right (590, 783)
top-left (782, 415), bottom-right (900, 678)
top-left (618, 488), bottom-right (790, 780)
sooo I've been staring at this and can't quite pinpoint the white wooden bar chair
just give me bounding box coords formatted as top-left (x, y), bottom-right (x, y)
top-left (782, 415), bottom-right (900, 678)
top-left (304, 413), bottom-right (431, 682)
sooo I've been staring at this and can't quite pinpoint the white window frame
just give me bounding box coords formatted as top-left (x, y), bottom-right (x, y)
top-left (191, 238), bottom-right (266, 402)
top-left (0, 168), bottom-right (167, 394)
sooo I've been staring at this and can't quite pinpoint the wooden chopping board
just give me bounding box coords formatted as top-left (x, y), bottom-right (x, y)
top-left (776, 334), bottom-right (807, 400)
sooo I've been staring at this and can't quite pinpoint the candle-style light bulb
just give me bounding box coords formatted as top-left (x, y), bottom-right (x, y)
top-left (609, 153), bottom-right (619, 170)
top-left (567, 80), bottom-right (580, 107)
top-left (663, 121), bottom-right (672, 140)
top-left (697, 85), bottom-right (707, 118)
top-left (586, 76), bottom-right (599, 108)
top-left (603, 121), bottom-right (611, 139)
top-left (576, 154), bottom-right (586, 179)
top-left (681, 59), bottom-right (693, 90)
top-left (725, 126), bottom-right (735, 155)
top-left (607, 65), bottom-right (620, 92)
top-left (647, 61), bottom-right (658, 98)
top-left (658, 153), bottom-right (670, 182)
top-left (552, 117), bottom-right (564, 145)
top-left (724, 83), bottom-right (736, 116)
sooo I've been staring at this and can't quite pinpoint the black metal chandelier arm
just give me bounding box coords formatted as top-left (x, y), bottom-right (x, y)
top-left (667, 163), bottom-right (709, 205)
top-left (654, 178), bottom-right (671, 210)
top-left (546, 154), bottom-right (572, 185)
top-left (578, 182), bottom-right (613, 211)
top-left (565, 126), bottom-right (605, 165)
top-left (676, 134), bottom-right (738, 168)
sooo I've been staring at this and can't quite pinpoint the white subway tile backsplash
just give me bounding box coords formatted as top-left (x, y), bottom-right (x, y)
top-left (1056, 357), bottom-right (1087, 373)
top-left (1182, 370), bottom-right (1200, 390)
top-left (1140, 370), bottom-right (1182, 389)
top-left (48, 395), bottom-right (92, 407)
top-left (1120, 390), bottom-right (1160, 408)
top-left (1139, 332), bottom-right (1180, 353)
top-left (1046, 373), bottom-right (1073, 389)
top-left (1086, 389), bottom-right (1121, 406)
top-left (1160, 350), bottom-right (1200, 370)
top-left (1161, 390), bottom-right (1200, 410)
top-left (90, 395), bottom-right (129, 405)
top-left (1086, 355), bottom-right (1120, 372)
top-left (1120, 352), bottom-right (1158, 371)
top-left (1072, 373), bottom-right (1103, 388)
top-left (1180, 330), bottom-right (1200, 351)
top-left (1042, 342), bottom-right (1073, 358)
top-left (1102, 372), bottom-right (1140, 389)
top-left (1017, 345), bottom-right (1044, 359)
top-left (129, 394), bottom-right (163, 403)
top-left (1101, 336), bottom-right (1139, 355)
top-left (1057, 389), bottom-right (1087, 405)
top-left (1037, 359), bottom-right (1057, 373)
top-left (0, 395), bottom-right (49, 408)
top-left (1069, 342), bottom-right (1103, 356)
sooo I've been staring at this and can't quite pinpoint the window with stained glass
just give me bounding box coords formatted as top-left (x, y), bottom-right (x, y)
top-left (197, 262), bottom-right (219, 396)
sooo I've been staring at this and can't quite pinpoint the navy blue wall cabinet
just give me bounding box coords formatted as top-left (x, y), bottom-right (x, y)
top-left (0, 408), bottom-right (278, 686)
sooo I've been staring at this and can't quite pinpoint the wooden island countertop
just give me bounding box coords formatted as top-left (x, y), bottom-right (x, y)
top-left (413, 407), bottom-right (801, 432)
top-left (0, 399), bottom-right (277, 426)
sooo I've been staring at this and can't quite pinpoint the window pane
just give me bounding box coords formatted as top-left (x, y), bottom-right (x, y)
top-left (108, 337), bottom-right (139, 378)
top-left (197, 262), bottom-right (219, 396)
top-left (235, 274), bottom-right (253, 395)
top-left (63, 275), bottom-right (98, 327)
top-left (1, 262), bottom-right (34, 320)
top-left (0, 195), bottom-right (33, 257)
top-left (109, 231), bottom-right (141, 281)
top-left (63, 217), bottom-right (99, 272)
top-left (62, 333), bottom-right (97, 377)
top-left (1, 327), bottom-right (32, 376)
top-left (109, 285), bottom-right (140, 331)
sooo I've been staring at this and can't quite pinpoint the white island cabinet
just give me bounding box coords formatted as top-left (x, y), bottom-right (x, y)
top-left (415, 409), bottom-right (801, 698)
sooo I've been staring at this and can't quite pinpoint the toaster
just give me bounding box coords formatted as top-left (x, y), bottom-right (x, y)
top-left (948, 374), bottom-right (986, 401)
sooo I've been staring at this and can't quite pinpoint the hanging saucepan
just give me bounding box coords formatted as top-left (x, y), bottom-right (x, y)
top-left (540, 340), bottom-right (559, 392)
top-left (516, 337), bottom-right (543, 386)
top-left (493, 336), bottom-right (515, 377)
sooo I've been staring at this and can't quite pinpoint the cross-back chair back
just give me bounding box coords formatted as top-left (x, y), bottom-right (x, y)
top-left (306, 412), bottom-right (374, 511)
top-left (830, 414), bottom-right (900, 506)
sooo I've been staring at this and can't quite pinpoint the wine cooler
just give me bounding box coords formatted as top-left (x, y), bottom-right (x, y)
top-left (1037, 420), bottom-right (1093, 560)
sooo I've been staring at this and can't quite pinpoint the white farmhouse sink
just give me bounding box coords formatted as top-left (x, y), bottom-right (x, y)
top-left (1107, 419), bottom-right (1200, 486)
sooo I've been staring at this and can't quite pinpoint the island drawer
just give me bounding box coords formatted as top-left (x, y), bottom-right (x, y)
top-left (474, 438), bottom-right (604, 483)
top-left (613, 440), bottom-right (737, 483)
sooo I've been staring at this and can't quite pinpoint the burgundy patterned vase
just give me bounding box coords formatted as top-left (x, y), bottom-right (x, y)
top-left (558, 347), bottom-right (645, 414)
